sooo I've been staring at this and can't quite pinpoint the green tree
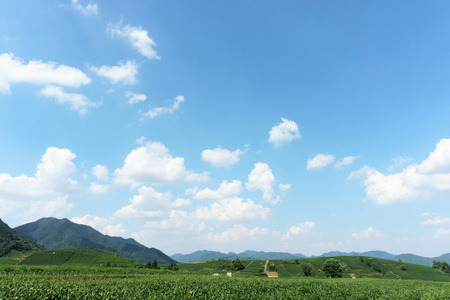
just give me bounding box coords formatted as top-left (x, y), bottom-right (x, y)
top-left (322, 259), bottom-right (343, 278)
top-left (167, 262), bottom-right (179, 271)
top-left (151, 260), bottom-right (160, 269)
top-left (232, 258), bottom-right (245, 271)
top-left (300, 263), bottom-right (314, 277)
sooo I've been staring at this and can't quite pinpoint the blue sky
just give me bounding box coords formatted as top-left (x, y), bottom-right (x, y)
top-left (1, 0), bottom-right (450, 257)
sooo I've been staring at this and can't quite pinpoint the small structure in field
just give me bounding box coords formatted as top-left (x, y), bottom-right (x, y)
top-left (227, 272), bottom-right (232, 277)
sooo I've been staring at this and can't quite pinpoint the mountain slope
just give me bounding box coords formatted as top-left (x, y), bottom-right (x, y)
top-left (0, 218), bottom-right (45, 257)
top-left (14, 217), bottom-right (174, 264)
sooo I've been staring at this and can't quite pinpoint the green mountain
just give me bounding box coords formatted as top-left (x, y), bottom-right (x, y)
top-left (0, 218), bottom-right (45, 257)
top-left (14, 217), bottom-right (174, 264)
top-left (171, 250), bottom-right (306, 263)
top-left (18, 248), bottom-right (141, 267)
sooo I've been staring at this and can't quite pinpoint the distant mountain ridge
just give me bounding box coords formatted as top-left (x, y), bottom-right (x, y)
top-left (14, 217), bottom-right (174, 264)
top-left (171, 249), bottom-right (450, 266)
top-left (0, 218), bottom-right (45, 257)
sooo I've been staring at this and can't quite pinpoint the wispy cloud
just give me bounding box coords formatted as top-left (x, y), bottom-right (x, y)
top-left (108, 22), bottom-right (160, 59)
top-left (140, 95), bottom-right (184, 119)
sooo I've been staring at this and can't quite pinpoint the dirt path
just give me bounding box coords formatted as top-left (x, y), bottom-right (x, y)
top-left (264, 260), bottom-right (279, 278)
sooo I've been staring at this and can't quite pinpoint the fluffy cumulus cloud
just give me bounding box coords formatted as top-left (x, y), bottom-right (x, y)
top-left (92, 164), bottom-right (109, 181)
top-left (0, 147), bottom-right (80, 223)
top-left (306, 154), bottom-right (335, 170)
top-left (206, 224), bottom-right (270, 242)
top-left (108, 23), bottom-right (160, 59)
top-left (71, 0), bottom-right (98, 16)
top-left (114, 186), bottom-right (172, 219)
top-left (268, 117), bottom-right (301, 147)
top-left (246, 162), bottom-right (281, 204)
top-left (40, 85), bottom-right (96, 114)
top-left (172, 198), bottom-right (192, 208)
top-left (144, 210), bottom-right (205, 232)
top-left (350, 139), bottom-right (450, 204)
top-left (351, 228), bottom-right (385, 239)
top-left (280, 221), bottom-right (319, 240)
top-left (334, 156), bottom-right (359, 168)
top-left (125, 91), bottom-right (146, 104)
top-left (113, 141), bottom-right (209, 187)
top-left (0, 53), bottom-right (90, 94)
top-left (90, 60), bottom-right (138, 85)
top-left (71, 215), bottom-right (127, 237)
top-left (140, 95), bottom-right (184, 119)
top-left (186, 180), bottom-right (243, 201)
top-left (201, 146), bottom-right (244, 167)
top-left (194, 197), bottom-right (271, 221)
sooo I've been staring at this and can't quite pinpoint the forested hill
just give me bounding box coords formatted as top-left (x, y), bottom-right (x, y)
top-left (0, 218), bottom-right (45, 257)
top-left (14, 217), bottom-right (174, 264)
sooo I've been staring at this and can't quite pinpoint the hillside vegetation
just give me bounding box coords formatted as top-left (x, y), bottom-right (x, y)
top-left (17, 248), bottom-right (142, 267)
top-left (0, 219), bottom-right (45, 257)
top-left (172, 256), bottom-right (450, 281)
top-left (14, 217), bottom-right (173, 264)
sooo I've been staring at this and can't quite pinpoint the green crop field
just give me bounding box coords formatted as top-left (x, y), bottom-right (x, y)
top-left (2, 250), bottom-right (450, 299)
top-left (1, 265), bottom-right (450, 299)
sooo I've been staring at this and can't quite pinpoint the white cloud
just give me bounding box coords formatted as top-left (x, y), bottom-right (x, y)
top-left (140, 95), bottom-right (184, 119)
top-left (71, 215), bottom-right (126, 237)
top-left (0, 53), bottom-right (90, 94)
top-left (306, 154), bottom-right (335, 170)
top-left (125, 91), bottom-right (146, 104)
top-left (281, 221), bottom-right (319, 240)
top-left (90, 60), bottom-right (137, 85)
top-left (172, 198), bottom-right (192, 208)
top-left (71, 0), bottom-right (98, 16)
top-left (186, 180), bottom-right (243, 201)
top-left (144, 210), bottom-right (205, 232)
top-left (388, 157), bottom-right (413, 172)
top-left (351, 228), bottom-right (385, 239)
top-left (108, 23), bottom-right (160, 59)
top-left (40, 85), bottom-right (96, 114)
top-left (334, 156), bottom-right (359, 168)
top-left (347, 166), bottom-right (377, 180)
top-left (89, 183), bottom-right (111, 196)
top-left (421, 215), bottom-right (450, 226)
top-left (194, 197), bottom-right (271, 221)
top-left (246, 162), bottom-right (281, 204)
top-left (350, 139), bottom-right (450, 204)
top-left (113, 141), bottom-right (209, 187)
top-left (206, 224), bottom-right (270, 242)
top-left (268, 118), bottom-right (301, 147)
top-left (92, 164), bottom-right (109, 181)
top-left (417, 139), bottom-right (450, 174)
top-left (278, 183), bottom-right (291, 192)
top-left (0, 147), bottom-right (80, 223)
top-left (114, 186), bottom-right (172, 219)
top-left (201, 146), bottom-right (244, 167)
